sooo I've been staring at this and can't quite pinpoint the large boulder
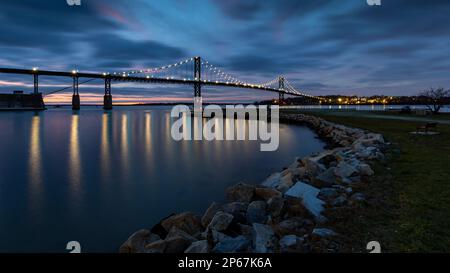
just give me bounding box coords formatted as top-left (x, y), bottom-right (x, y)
top-left (247, 201), bottom-right (267, 224)
top-left (284, 198), bottom-right (308, 218)
top-left (267, 196), bottom-right (285, 218)
top-left (311, 167), bottom-right (336, 188)
top-left (254, 187), bottom-right (282, 201)
top-left (334, 161), bottom-right (358, 179)
top-left (252, 223), bottom-right (276, 253)
top-left (119, 229), bottom-right (160, 253)
top-left (226, 183), bottom-right (255, 203)
top-left (212, 235), bottom-right (250, 253)
top-left (184, 240), bottom-right (209, 253)
top-left (223, 202), bottom-right (248, 223)
top-left (207, 211), bottom-right (234, 232)
top-left (273, 217), bottom-right (308, 237)
top-left (161, 212), bottom-right (203, 236)
top-left (166, 226), bottom-right (197, 243)
top-left (261, 173), bottom-right (282, 188)
top-left (164, 235), bottom-right (193, 253)
top-left (285, 182), bottom-right (325, 217)
top-left (279, 235), bottom-right (299, 250)
top-left (312, 228), bottom-right (337, 238)
top-left (276, 172), bottom-right (294, 193)
top-left (144, 239), bottom-right (167, 253)
top-left (201, 202), bottom-right (223, 228)
top-left (302, 158), bottom-right (326, 176)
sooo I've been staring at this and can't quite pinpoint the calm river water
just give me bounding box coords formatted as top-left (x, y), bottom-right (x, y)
top-left (0, 106), bottom-right (324, 252)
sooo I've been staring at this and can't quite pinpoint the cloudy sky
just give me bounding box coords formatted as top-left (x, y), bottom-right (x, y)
top-left (0, 0), bottom-right (449, 103)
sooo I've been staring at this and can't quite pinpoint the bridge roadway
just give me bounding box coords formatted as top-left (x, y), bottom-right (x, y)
top-left (0, 67), bottom-right (296, 95)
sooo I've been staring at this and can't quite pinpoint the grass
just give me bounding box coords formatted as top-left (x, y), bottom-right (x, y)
top-left (283, 109), bottom-right (450, 252)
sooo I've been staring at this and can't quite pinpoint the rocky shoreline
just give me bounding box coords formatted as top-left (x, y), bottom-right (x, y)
top-left (119, 113), bottom-right (388, 253)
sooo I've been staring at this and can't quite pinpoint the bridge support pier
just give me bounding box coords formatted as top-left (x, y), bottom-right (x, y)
top-left (72, 76), bottom-right (80, 110)
top-left (103, 78), bottom-right (113, 110)
top-left (278, 93), bottom-right (284, 105)
top-left (33, 74), bottom-right (39, 94)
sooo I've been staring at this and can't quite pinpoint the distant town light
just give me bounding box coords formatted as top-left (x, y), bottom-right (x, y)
top-left (32, 67), bottom-right (38, 71)
top-left (72, 70), bottom-right (77, 74)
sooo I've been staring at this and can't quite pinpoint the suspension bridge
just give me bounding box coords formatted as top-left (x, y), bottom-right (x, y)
top-left (0, 56), bottom-right (317, 110)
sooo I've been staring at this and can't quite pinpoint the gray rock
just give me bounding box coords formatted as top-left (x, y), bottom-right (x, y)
top-left (161, 212), bottom-right (203, 236)
top-left (247, 201), bottom-right (267, 224)
top-left (212, 235), bottom-right (250, 253)
top-left (226, 183), bottom-right (255, 203)
top-left (237, 224), bottom-right (253, 236)
top-left (291, 166), bottom-right (306, 178)
top-left (302, 158), bottom-right (326, 176)
top-left (252, 223), bottom-right (276, 253)
top-left (208, 211), bottom-right (234, 231)
top-left (274, 217), bottom-right (307, 236)
top-left (201, 202), bottom-right (223, 228)
top-left (144, 239), bottom-right (166, 253)
top-left (285, 182), bottom-right (325, 217)
top-left (119, 229), bottom-right (160, 253)
top-left (164, 235), bottom-right (193, 253)
top-left (312, 228), bottom-right (337, 238)
top-left (210, 230), bottom-right (228, 244)
top-left (254, 187), bottom-right (282, 201)
top-left (223, 202), bottom-right (248, 223)
top-left (279, 235), bottom-right (298, 249)
top-left (313, 167), bottom-right (337, 187)
top-left (267, 196), bottom-right (285, 218)
top-left (276, 173), bottom-right (294, 193)
top-left (261, 173), bottom-right (281, 188)
top-left (184, 240), bottom-right (209, 253)
top-left (166, 227), bottom-right (197, 243)
top-left (334, 161), bottom-right (358, 179)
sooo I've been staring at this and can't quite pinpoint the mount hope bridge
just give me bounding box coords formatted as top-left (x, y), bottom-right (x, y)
top-left (0, 56), bottom-right (317, 110)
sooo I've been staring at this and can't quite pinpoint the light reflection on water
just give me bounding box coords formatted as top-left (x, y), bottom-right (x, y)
top-left (0, 106), bottom-right (325, 252)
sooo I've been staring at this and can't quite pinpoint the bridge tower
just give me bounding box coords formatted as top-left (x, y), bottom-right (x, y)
top-left (33, 74), bottom-right (39, 94)
top-left (194, 56), bottom-right (201, 98)
top-left (72, 76), bottom-right (80, 110)
top-left (103, 78), bottom-right (113, 110)
top-left (278, 76), bottom-right (285, 105)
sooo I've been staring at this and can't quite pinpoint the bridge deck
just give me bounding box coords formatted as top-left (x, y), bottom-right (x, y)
top-left (0, 67), bottom-right (300, 96)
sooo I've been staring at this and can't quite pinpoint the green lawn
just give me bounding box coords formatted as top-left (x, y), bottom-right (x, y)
top-left (283, 109), bottom-right (450, 252)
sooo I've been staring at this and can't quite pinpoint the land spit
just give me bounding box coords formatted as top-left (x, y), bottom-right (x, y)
top-left (119, 113), bottom-right (388, 253)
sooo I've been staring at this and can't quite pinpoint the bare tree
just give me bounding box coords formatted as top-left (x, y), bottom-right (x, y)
top-left (419, 87), bottom-right (450, 114)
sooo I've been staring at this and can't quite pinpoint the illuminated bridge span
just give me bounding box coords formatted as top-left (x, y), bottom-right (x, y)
top-left (0, 56), bottom-right (317, 110)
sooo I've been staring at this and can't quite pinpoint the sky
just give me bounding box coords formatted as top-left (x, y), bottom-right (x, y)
top-left (0, 0), bottom-right (450, 103)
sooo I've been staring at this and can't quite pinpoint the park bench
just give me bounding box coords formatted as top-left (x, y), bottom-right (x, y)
top-left (416, 122), bottom-right (438, 133)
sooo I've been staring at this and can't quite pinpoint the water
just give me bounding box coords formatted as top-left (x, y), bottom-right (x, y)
top-left (0, 106), bottom-right (325, 253)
